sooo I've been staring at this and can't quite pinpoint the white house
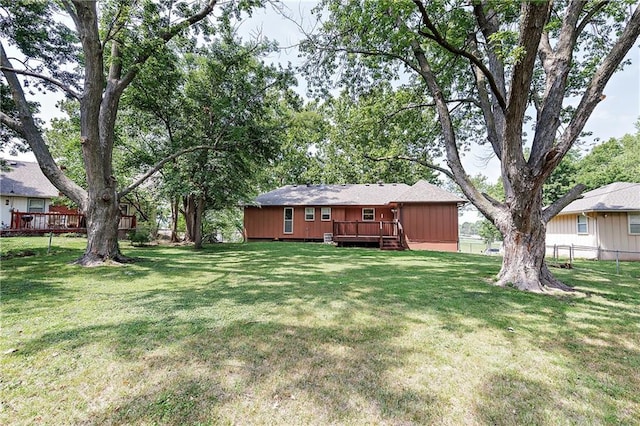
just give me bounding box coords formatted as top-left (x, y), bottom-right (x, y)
top-left (545, 182), bottom-right (640, 261)
top-left (0, 160), bottom-right (59, 228)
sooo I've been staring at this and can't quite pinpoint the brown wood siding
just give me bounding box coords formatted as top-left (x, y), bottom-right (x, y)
top-left (400, 203), bottom-right (459, 243)
top-left (244, 205), bottom-right (395, 240)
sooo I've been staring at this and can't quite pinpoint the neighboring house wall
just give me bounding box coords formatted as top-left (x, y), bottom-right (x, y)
top-left (1, 196), bottom-right (54, 228)
top-left (597, 212), bottom-right (640, 260)
top-left (546, 213), bottom-right (599, 259)
top-left (546, 212), bottom-right (640, 260)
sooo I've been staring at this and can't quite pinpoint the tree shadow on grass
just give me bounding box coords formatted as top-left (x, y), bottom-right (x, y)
top-left (14, 318), bottom-right (445, 425)
top-left (4, 242), bottom-right (639, 423)
top-left (475, 371), bottom-right (594, 425)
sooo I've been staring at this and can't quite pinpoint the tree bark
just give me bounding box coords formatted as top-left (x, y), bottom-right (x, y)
top-left (170, 198), bottom-right (180, 243)
top-left (183, 194), bottom-right (205, 249)
top-left (76, 191), bottom-right (127, 266)
top-left (2, 1), bottom-right (221, 266)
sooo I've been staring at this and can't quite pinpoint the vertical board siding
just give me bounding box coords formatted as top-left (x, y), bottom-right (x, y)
top-left (597, 212), bottom-right (640, 260)
top-left (546, 212), bottom-right (640, 260)
top-left (246, 206), bottom-right (394, 240)
top-left (401, 203), bottom-right (458, 243)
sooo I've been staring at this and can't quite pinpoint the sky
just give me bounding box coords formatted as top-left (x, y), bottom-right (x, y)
top-left (4, 0), bottom-right (639, 190)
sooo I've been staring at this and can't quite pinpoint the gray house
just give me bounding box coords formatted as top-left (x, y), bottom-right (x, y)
top-left (545, 182), bottom-right (640, 260)
top-left (0, 160), bottom-right (59, 228)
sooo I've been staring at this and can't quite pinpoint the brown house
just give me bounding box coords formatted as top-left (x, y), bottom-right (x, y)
top-left (244, 180), bottom-right (466, 251)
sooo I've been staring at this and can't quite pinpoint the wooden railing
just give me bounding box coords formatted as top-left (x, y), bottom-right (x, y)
top-left (8, 211), bottom-right (136, 233)
top-left (333, 221), bottom-right (401, 238)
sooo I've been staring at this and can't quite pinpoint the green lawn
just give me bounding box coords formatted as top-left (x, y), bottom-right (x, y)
top-left (1, 237), bottom-right (639, 425)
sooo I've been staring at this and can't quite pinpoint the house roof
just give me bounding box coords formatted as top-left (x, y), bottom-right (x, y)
top-left (252, 180), bottom-right (465, 206)
top-left (558, 182), bottom-right (640, 214)
top-left (393, 179), bottom-right (466, 203)
top-left (0, 160), bottom-right (59, 198)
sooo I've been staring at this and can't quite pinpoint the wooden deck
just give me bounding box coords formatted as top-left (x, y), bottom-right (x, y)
top-left (1, 211), bottom-right (136, 236)
top-left (332, 221), bottom-right (406, 250)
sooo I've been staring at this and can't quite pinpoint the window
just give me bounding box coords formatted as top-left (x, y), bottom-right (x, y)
top-left (577, 215), bottom-right (588, 234)
top-left (27, 198), bottom-right (45, 213)
top-left (284, 207), bottom-right (294, 234)
top-left (120, 204), bottom-right (129, 215)
top-left (629, 213), bottom-right (640, 235)
top-left (362, 208), bottom-right (375, 221)
top-left (305, 207), bottom-right (315, 221)
top-left (321, 207), bottom-right (331, 221)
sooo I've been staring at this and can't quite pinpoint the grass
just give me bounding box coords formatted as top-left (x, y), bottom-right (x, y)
top-left (1, 237), bottom-right (639, 425)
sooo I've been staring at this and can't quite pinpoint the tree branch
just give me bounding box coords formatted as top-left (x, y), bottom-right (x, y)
top-left (116, 0), bottom-right (220, 92)
top-left (0, 66), bottom-right (81, 99)
top-left (0, 111), bottom-right (25, 136)
top-left (0, 42), bottom-right (87, 207)
top-left (529, 1), bottom-right (583, 168)
top-left (118, 144), bottom-right (218, 198)
top-left (413, 0), bottom-right (507, 112)
top-left (364, 153), bottom-right (455, 181)
top-left (576, 1), bottom-right (610, 38)
top-left (504, 1), bottom-right (551, 150)
top-left (542, 183), bottom-right (586, 222)
top-left (406, 37), bottom-right (499, 220)
top-left (555, 2), bottom-right (640, 163)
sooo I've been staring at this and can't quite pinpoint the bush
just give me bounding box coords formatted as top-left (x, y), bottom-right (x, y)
top-left (128, 225), bottom-right (152, 246)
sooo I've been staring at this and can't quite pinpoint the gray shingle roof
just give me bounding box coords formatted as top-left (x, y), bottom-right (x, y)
top-left (559, 182), bottom-right (640, 214)
top-left (252, 180), bottom-right (464, 206)
top-left (0, 160), bottom-right (59, 198)
top-left (393, 180), bottom-right (466, 203)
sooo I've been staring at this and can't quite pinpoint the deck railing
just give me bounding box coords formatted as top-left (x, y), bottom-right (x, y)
top-left (332, 220), bottom-right (407, 249)
top-left (332, 221), bottom-right (399, 237)
top-left (8, 211), bottom-right (136, 233)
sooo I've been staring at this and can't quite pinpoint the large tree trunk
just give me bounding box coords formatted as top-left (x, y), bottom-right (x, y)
top-left (76, 192), bottom-right (126, 266)
top-left (496, 216), bottom-right (548, 292)
top-left (493, 181), bottom-right (574, 292)
top-left (183, 194), bottom-right (205, 249)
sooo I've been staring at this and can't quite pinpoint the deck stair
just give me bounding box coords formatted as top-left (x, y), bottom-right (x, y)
top-left (380, 236), bottom-right (404, 250)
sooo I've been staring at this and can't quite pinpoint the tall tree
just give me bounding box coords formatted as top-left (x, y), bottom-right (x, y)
top-left (124, 34), bottom-right (296, 248)
top-left (319, 87), bottom-right (440, 185)
top-left (575, 130), bottom-right (640, 190)
top-left (303, 1), bottom-right (640, 291)
top-left (0, 0), bottom-right (252, 265)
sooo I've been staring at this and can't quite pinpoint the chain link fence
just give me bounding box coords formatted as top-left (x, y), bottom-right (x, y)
top-left (547, 244), bottom-right (640, 274)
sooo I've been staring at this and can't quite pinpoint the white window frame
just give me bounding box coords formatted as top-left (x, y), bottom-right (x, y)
top-left (321, 207), bottom-right (331, 221)
top-left (629, 212), bottom-right (640, 235)
top-left (362, 208), bottom-right (375, 221)
top-left (27, 198), bottom-right (45, 213)
top-left (284, 207), bottom-right (294, 234)
top-left (305, 207), bottom-right (315, 221)
top-left (577, 215), bottom-right (588, 234)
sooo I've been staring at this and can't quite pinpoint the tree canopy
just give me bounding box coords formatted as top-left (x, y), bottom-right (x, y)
top-left (1, 0), bottom-right (266, 264)
top-left (301, 0), bottom-right (640, 291)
